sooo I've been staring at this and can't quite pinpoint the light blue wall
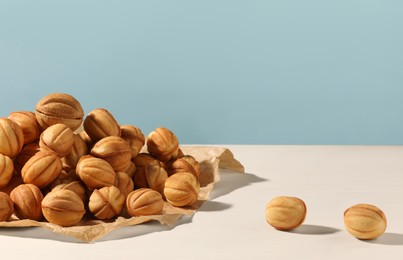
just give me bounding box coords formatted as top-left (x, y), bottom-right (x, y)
top-left (1, 1), bottom-right (402, 144)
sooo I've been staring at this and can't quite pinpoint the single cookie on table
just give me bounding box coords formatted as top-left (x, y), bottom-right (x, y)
top-left (344, 203), bottom-right (387, 240)
top-left (265, 196), bottom-right (307, 231)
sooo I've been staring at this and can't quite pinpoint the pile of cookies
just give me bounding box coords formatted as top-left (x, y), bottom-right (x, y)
top-left (0, 93), bottom-right (200, 227)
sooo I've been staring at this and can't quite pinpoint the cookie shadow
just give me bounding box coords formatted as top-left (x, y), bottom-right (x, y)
top-left (0, 215), bottom-right (194, 244)
top-left (97, 215), bottom-right (194, 242)
top-left (0, 226), bottom-right (85, 243)
top-left (364, 233), bottom-right (403, 246)
top-left (290, 224), bottom-right (340, 235)
top-left (198, 200), bottom-right (232, 212)
top-left (210, 170), bottom-right (267, 200)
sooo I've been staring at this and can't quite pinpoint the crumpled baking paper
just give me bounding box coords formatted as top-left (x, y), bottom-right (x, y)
top-left (0, 146), bottom-right (244, 242)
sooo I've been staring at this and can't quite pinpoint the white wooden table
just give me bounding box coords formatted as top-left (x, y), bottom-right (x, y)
top-left (1, 145), bottom-right (403, 259)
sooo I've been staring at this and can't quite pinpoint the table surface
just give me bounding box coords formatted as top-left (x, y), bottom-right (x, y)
top-left (1, 145), bottom-right (403, 259)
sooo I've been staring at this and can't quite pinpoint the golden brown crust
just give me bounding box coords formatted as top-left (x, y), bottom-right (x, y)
top-left (76, 155), bottom-right (115, 190)
top-left (265, 196), bottom-right (307, 231)
top-left (126, 188), bottom-right (164, 216)
top-left (61, 133), bottom-right (88, 170)
top-left (147, 127), bottom-right (179, 162)
top-left (120, 161), bottom-right (136, 178)
top-left (132, 154), bottom-right (161, 189)
top-left (344, 203), bottom-right (387, 240)
top-left (145, 163), bottom-right (168, 195)
top-left (10, 184), bottom-right (43, 220)
top-left (35, 93), bottom-right (84, 131)
top-left (52, 181), bottom-right (87, 202)
top-left (8, 111), bottom-right (41, 144)
top-left (90, 136), bottom-right (132, 172)
top-left (114, 172), bottom-right (134, 199)
top-left (41, 189), bottom-right (85, 226)
top-left (164, 172), bottom-right (200, 207)
top-left (83, 108), bottom-right (120, 142)
top-left (39, 123), bottom-right (74, 157)
top-left (0, 192), bottom-right (14, 221)
top-left (21, 151), bottom-right (62, 188)
top-left (0, 118), bottom-right (24, 158)
top-left (78, 130), bottom-right (94, 151)
top-left (167, 155), bottom-right (200, 178)
top-left (0, 154), bottom-right (14, 188)
top-left (120, 125), bottom-right (145, 158)
top-left (13, 142), bottom-right (40, 174)
top-left (89, 186), bottom-right (125, 220)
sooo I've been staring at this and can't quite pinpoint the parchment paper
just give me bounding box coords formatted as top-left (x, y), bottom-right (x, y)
top-left (0, 146), bottom-right (244, 242)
